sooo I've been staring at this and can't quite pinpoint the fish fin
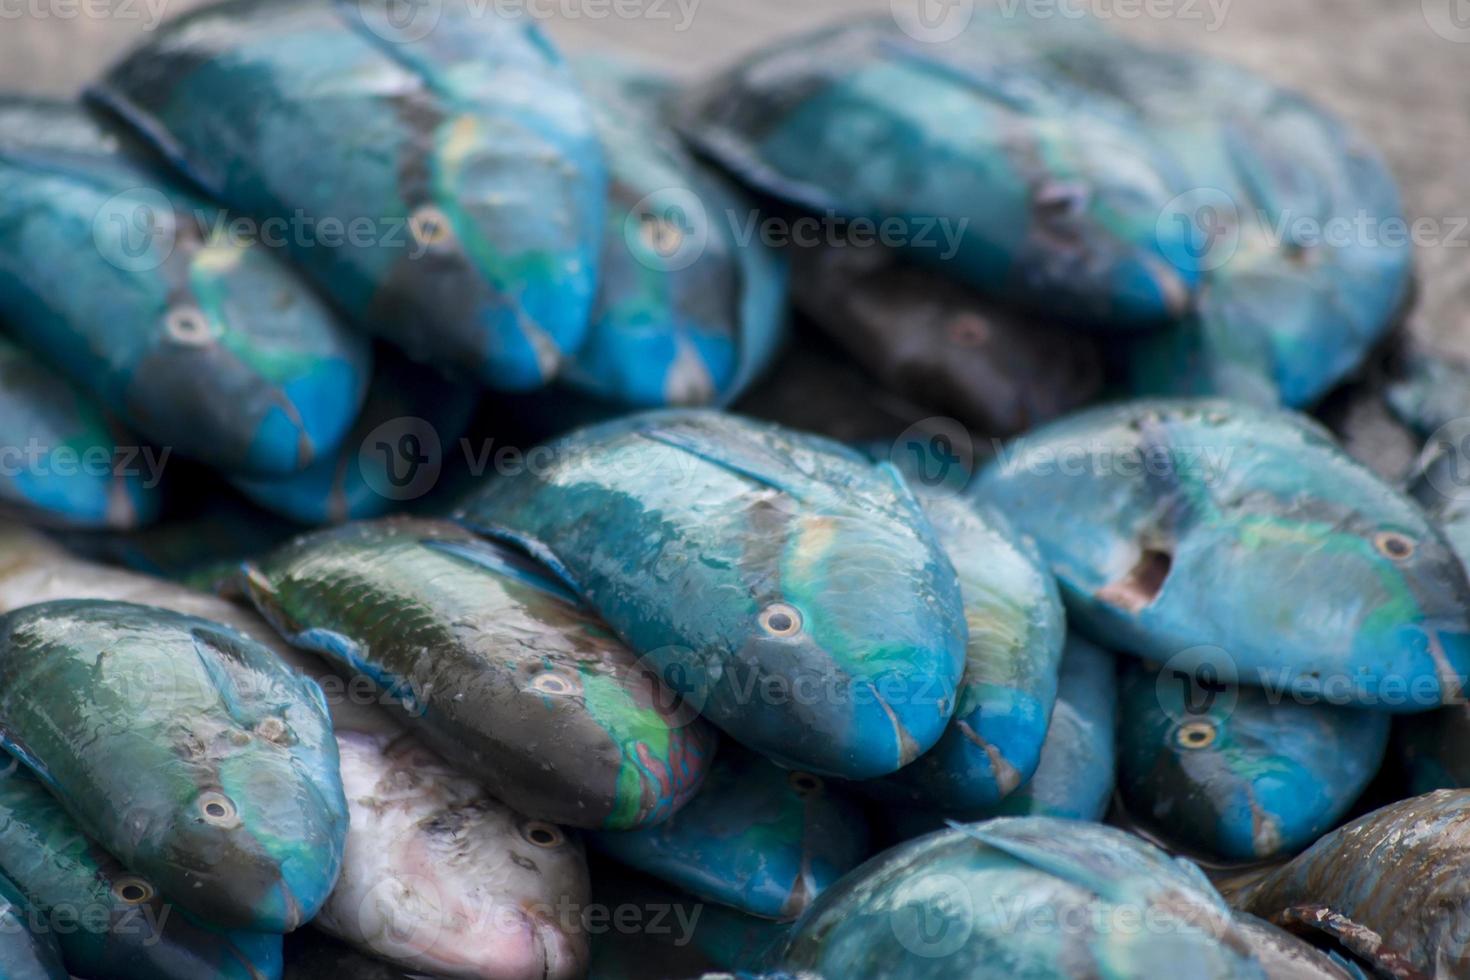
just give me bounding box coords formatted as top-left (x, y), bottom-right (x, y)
top-left (634, 423), bottom-right (811, 500)
top-left (237, 562), bottom-right (305, 637)
top-left (876, 35), bottom-right (1045, 113)
top-left (944, 821), bottom-right (1161, 907)
top-left (288, 627), bottom-right (423, 715)
top-left (422, 537), bottom-right (582, 605)
top-left (0, 733), bottom-right (58, 795)
top-left (454, 522), bottom-right (586, 598)
top-left (875, 461), bottom-right (926, 514)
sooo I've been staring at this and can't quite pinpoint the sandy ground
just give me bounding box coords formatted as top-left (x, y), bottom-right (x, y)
top-left (2, 0), bottom-right (1466, 355)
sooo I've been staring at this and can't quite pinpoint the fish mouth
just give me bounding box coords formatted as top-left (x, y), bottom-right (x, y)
top-left (406, 909), bottom-right (585, 980)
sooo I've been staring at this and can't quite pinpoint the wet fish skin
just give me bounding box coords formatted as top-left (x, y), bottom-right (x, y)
top-left (455, 409), bottom-right (968, 780)
top-left (0, 757), bottom-right (281, 980)
top-left (561, 58), bottom-right (787, 410)
top-left (0, 599), bottom-right (348, 932)
top-left (92, 0), bottom-right (606, 391)
top-left (1239, 789), bottom-right (1470, 978)
top-left (976, 398), bottom-right (1470, 711)
top-left (1117, 662), bottom-right (1389, 862)
top-left (0, 865), bottom-right (66, 980)
top-left (1232, 914), bottom-right (1372, 980)
top-left (791, 244), bottom-right (1103, 436)
top-left (678, 15), bottom-right (1201, 331)
top-left (591, 745), bottom-right (869, 922)
top-left (0, 521), bottom-right (395, 736)
top-left (778, 817), bottom-right (1268, 978)
top-left (241, 517), bottom-right (713, 830)
top-left (0, 98), bottom-right (370, 477)
top-left (886, 633), bottom-right (1118, 840)
top-left (316, 729), bottom-right (590, 980)
top-left (0, 336), bottom-right (161, 530)
top-left (871, 492), bottom-right (1065, 810)
top-left (231, 352), bottom-right (481, 525)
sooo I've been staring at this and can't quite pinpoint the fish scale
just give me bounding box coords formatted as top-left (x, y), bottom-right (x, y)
top-left (241, 517), bottom-right (713, 830)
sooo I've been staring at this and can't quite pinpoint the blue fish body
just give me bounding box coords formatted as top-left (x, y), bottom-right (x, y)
top-left (231, 352), bottom-right (480, 524)
top-left (92, 0), bottom-right (606, 391)
top-left (872, 491), bottom-right (1064, 810)
top-left (1117, 661), bottom-right (1389, 861)
top-left (0, 98), bottom-right (369, 477)
top-left (561, 59), bottom-right (787, 409)
top-left (0, 866), bottom-right (65, 980)
top-left (678, 15), bottom-right (1198, 331)
top-left (591, 746), bottom-right (869, 921)
top-left (977, 399), bottom-right (1470, 711)
top-left (779, 817), bottom-right (1269, 977)
top-left (456, 409), bottom-right (968, 779)
top-left (0, 336), bottom-right (161, 529)
top-left (0, 758), bottom-right (282, 980)
top-left (884, 634), bottom-right (1116, 839)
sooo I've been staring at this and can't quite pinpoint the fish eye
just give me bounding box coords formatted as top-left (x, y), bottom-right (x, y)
top-left (1175, 720), bottom-right (1217, 751)
top-left (111, 876), bottom-right (154, 905)
top-left (1374, 532), bottom-right (1416, 561)
top-left (947, 314), bottom-right (990, 348)
top-left (1033, 180), bottom-right (1092, 221)
top-left (164, 306), bottom-right (213, 346)
top-left (759, 603), bottom-right (803, 638)
top-left (787, 772), bottom-right (823, 797)
top-left (520, 821), bottom-right (565, 848)
top-left (529, 672), bottom-right (576, 697)
top-left (409, 204), bottom-right (455, 248)
top-left (198, 791), bottom-right (240, 828)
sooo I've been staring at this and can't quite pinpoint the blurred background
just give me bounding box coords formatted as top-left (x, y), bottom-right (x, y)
top-left (1, 0), bottom-right (1466, 356)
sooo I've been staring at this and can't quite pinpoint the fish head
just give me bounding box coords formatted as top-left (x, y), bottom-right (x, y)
top-left (354, 792), bottom-right (590, 980)
top-left (728, 502), bottom-right (968, 779)
top-left (1165, 506), bottom-right (1470, 710)
top-left (128, 228), bottom-right (369, 477)
top-left (156, 701), bottom-right (348, 933)
top-left (1022, 122), bottom-right (1199, 327)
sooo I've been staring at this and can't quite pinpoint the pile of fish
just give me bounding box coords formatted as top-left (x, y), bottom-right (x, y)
top-left (0, 1), bottom-right (1466, 978)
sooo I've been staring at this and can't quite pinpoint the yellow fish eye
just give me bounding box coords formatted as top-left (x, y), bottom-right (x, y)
top-left (1175, 720), bottom-right (1217, 751)
top-left (520, 820), bottom-right (565, 849)
top-left (1374, 532), bottom-right (1416, 561)
top-left (111, 876), bottom-right (155, 905)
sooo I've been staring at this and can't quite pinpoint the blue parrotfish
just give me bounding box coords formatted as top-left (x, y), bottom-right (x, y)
top-left (92, 0), bottom-right (607, 391)
top-left (240, 518), bottom-right (714, 830)
top-left (977, 399), bottom-right (1470, 711)
top-left (591, 745), bottom-right (869, 921)
top-left (870, 490), bottom-right (1065, 810)
top-left (0, 756), bottom-right (282, 980)
top-left (558, 58), bottom-right (787, 409)
top-left (0, 335), bottom-right (162, 529)
top-left (0, 599), bottom-right (348, 933)
top-left (1116, 661), bottom-right (1389, 862)
top-left (0, 97), bottom-right (370, 477)
top-left (778, 817), bottom-right (1271, 978)
top-left (455, 409), bottom-right (969, 780)
top-left (231, 351), bottom-right (481, 525)
top-left (676, 14), bottom-right (1200, 330)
